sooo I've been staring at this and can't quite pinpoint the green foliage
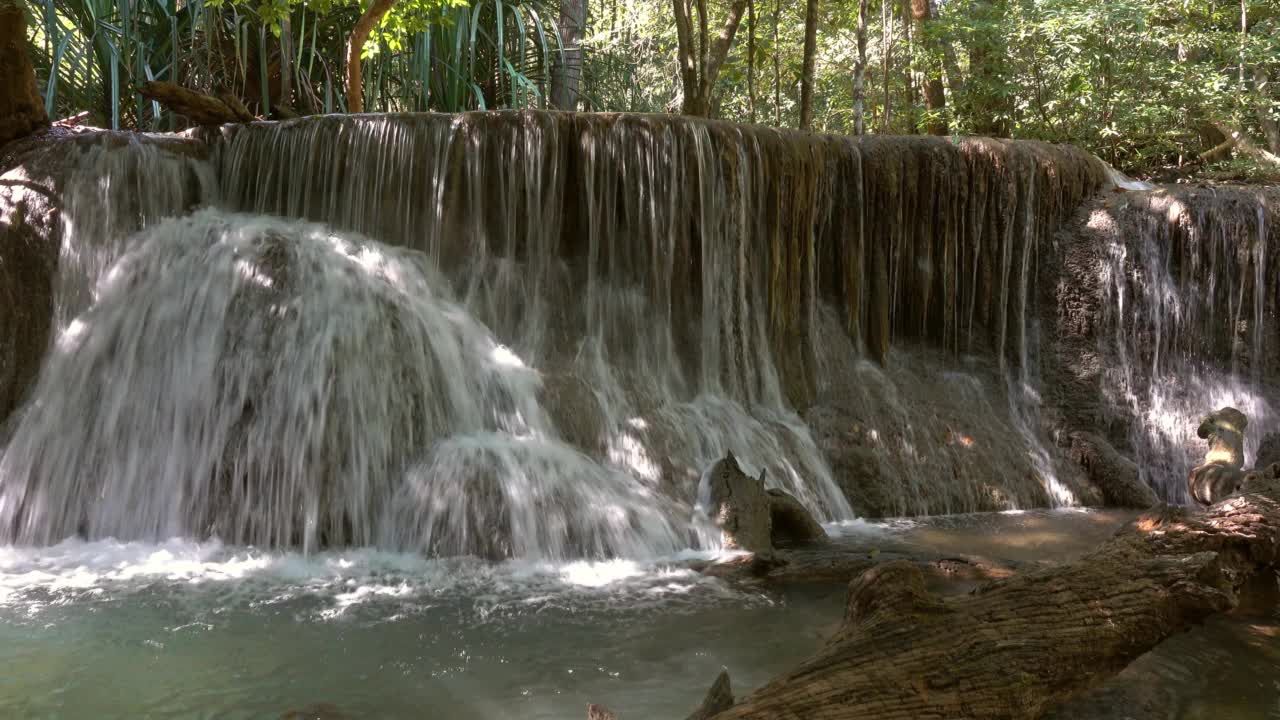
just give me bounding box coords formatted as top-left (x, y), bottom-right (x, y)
top-left (25, 0), bottom-right (563, 126)
top-left (23, 0), bottom-right (1280, 178)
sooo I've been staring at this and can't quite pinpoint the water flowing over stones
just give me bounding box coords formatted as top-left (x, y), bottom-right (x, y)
top-left (1049, 187), bottom-right (1280, 503)
top-left (0, 130), bottom-right (213, 425)
top-left (0, 211), bottom-right (686, 557)
top-left (1, 112), bottom-right (1132, 555)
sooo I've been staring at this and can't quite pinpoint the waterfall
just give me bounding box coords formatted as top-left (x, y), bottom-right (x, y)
top-left (0, 113), bottom-right (1114, 556)
top-left (1077, 188), bottom-right (1279, 502)
top-left (53, 133), bottom-right (218, 326)
top-left (0, 211), bottom-right (686, 558)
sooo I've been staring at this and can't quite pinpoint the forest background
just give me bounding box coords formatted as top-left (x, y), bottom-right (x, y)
top-left (20, 0), bottom-right (1280, 179)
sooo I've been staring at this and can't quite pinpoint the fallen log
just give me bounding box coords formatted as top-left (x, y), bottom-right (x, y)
top-left (711, 476), bottom-right (1280, 719)
top-left (138, 81), bottom-right (247, 126)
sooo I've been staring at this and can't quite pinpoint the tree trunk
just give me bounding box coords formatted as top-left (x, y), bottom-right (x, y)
top-left (0, 0), bottom-right (48, 146)
top-left (551, 0), bottom-right (587, 110)
top-left (746, 0), bottom-right (756, 123)
top-left (1209, 121), bottom-right (1280, 167)
top-left (712, 478), bottom-right (1280, 719)
top-left (771, 0), bottom-right (780, 125)
top-left (674, 0), bottom-right (749, 117)
top-left (852, 0), bottom-right (867, 135)
top-left (279, 16), bottom-right (293, 109)
top-left (798, 0), bottom-right (819, 130)
top-left (1253, 68), bottom-right (1280, 155)
top-left (345, 0), bottom-right (398, 113)
top-left (880, 0), bottom-right (893, 132)
top-left (910, 0), bottom-right (947, 135)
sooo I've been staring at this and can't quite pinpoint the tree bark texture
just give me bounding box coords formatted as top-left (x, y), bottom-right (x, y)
top-left (0, 0), bottom-right (49, 146)
top-left (1253, 68), bottom-right (1280, 155)
top-left (551, 0), bottom-right (587, 110)
top-left (798, 0), bottom-right (819, 130)
top-left (712, 478), bottom-right (1280, 719)
top-left (345, 0), bottom-right (398, 113)
top-left (746, 0), bottom-right (756, 123)
top-left (139, 81), bottom-right (251, 125)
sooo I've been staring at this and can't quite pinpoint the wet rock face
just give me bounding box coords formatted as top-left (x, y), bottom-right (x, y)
top-left (0, 147), bottom-right (58, 427)
top-left (1256, 433), bottom-right (1280, 473)
top-left (1067, 432), bottom-right (1157, 508)
top-left (1045, 187), bottom-right (1280, 505)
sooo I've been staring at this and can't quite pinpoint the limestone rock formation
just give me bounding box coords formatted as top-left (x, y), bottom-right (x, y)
top-left (1067, 432), bottom-right (1157, 508)
top-left (1255, 432), bottom-right (1280, 472)
top-left (1188, 406), bottom-right (1250, 505)
top-left (704, 453), bottom-right (828, 556)
top-left (704, 454), bottom-right (773, 554)
top-left (766, 488), bottom-right (827, 546)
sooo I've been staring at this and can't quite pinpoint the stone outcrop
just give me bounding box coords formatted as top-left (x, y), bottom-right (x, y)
top-left (1188, 406), bottom-right (1250, 505)
top-left (704, 454), bottom-right (775, 554)
top-left (1254, 432), bottom-right (1280, 472)
top-left (686, 671), bottom-right (734, 720)
top-left (704, 453), bottom-right (828, 556)
top-left (1043, 187), bottom-right (1280, 505)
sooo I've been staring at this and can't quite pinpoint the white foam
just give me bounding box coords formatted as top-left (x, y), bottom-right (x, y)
top-left (0, 539), bottom-right (761, 618)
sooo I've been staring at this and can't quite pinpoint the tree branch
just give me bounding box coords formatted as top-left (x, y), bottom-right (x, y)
top-left (345, 0), bottom-right (398, 113)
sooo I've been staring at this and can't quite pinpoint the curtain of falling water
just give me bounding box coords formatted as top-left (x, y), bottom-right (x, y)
top-left (1, 114), bottom-right (1114, 554)
top-left (1097, 189), bottom-right (1278, 502)
top-left (220, 114), bottom-right (857, 524)
top-left (0, 211), bottom-right (686, 557)
top-left (53, 133), bottom-right (218, 326)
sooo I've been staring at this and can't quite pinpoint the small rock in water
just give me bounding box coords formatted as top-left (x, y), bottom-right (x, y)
top-left (587, 703), bottom-right (618, 720)
top-left (686, 670), bottom-right (733, 720)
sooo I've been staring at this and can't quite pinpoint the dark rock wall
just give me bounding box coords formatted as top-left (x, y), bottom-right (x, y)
top-left (1044, 186), bottom-right (1280, 502)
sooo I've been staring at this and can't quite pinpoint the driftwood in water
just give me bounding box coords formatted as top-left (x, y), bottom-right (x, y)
top-left (139, 81), bottom-right (251, 125)
top-left (711, 478), bottom-right (1280, 719)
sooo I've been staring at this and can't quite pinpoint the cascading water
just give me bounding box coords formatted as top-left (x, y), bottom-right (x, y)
top-left (52, 133), bottom-right (217, 325)
top-left (0, 211), bottom-right (689, 559)
top-left (1, 113), bottom-right (1114, 561)
top-left (1083, 188), bottom-right (1279, 502)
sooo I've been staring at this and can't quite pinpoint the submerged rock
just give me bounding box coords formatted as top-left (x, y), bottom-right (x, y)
top-left (586, 703), bottom-right (618, 720)
top-left (1188, 407), bottom-right (1250, 505)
